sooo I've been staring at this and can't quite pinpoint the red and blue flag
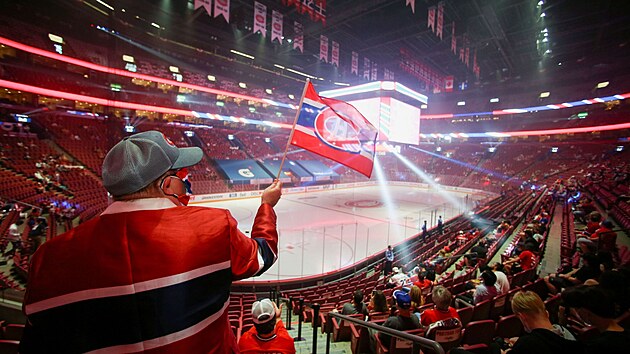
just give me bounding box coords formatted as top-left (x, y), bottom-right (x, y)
top-left (291, 82), bottom-right (378, 178)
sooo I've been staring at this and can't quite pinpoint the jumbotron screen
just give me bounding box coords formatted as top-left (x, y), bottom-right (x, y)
top-left (348, 97), bottom-right (420, 145)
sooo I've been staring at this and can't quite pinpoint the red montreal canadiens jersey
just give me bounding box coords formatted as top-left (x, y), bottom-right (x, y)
top-left (21, 199), bottom-right (278, 353)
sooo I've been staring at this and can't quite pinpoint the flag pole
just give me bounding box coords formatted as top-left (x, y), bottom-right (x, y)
top-left (276, 78), bottom-right (310, 179)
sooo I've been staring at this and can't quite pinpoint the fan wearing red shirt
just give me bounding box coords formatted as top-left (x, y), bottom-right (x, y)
top-left (420, 286), bottom-right (461, 327)
top-left (238, 299), bottom-right (296, 354)
top-left (504, 244), bottom-right (536, 274)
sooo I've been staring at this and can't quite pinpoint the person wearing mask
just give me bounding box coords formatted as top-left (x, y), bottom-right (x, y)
top-left (20, 131), bottom-right (283, 353)
top-left (238, 299), bottom-right (296, 354)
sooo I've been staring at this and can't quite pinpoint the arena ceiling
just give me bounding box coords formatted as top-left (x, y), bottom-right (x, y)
top-left (4, 0), bottom-right (630, 92)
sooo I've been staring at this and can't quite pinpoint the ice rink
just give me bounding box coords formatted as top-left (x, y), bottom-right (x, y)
top-left (195, 185), bottom-right (491, 281)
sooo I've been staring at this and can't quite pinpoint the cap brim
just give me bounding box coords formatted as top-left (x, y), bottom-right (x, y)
top-left (172, 147), bottom-right (203, 170)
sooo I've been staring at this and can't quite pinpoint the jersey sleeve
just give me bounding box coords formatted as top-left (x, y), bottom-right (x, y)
top-left (229, 203), bottom-right (278, 280)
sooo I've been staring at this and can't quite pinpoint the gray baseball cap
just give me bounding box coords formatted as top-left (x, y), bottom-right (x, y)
top-left (102, 130), bottom-right (203, 197)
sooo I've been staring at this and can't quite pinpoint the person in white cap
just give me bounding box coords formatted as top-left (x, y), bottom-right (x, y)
top-left (20, 131), bottom-right (283, 354)
top-left (238, 298), bottom-right (296, 354)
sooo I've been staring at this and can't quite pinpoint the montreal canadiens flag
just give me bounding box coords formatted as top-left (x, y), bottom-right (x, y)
top-left (291, 82), bottom-right (378, 178)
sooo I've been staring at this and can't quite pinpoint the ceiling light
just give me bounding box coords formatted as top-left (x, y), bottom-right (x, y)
top-left (150, 22), bottom-right (161, 29)
top-left (545, 49), bottom-right (551, 54)
top-left (274, 64), bottom-right (285, 69)
top-left (288, 94), bottom-right (295, 100)
top-left (230, 49), bottom-right (255, 60)
top-left (421, 104), bottom-right (428, 109)
top-left (490, 97), bottom-right (499, 103)
top-left (239, 82), bottom-right (247, 89)
top-left (207, 75), bottom-right (216, 81)
top-left (540, 91), bottom-right (550, 98)
top-left (597, 81), bottom-right (609, 89)
top-left (542, 28), bottom-right (548, 33)
top-left (122, 55), bottom-right (134, 63)
top-left (537, 0), bottom-right (544, 5)
top-left (457, 101), bottom-right (466, 106)
top-left (265, 89), bottom-right (273, 94)
top-left (542, 37), bottom-right (548, 42)
top-left (540, 12), bottom-right (546, 17)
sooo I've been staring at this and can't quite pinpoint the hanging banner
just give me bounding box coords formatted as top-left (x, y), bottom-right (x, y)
top-left (320, 35), bottom-right (328, 62)
top-left (194, 0), bottom-right (212, 15)
top-left (371, 62), bottom-right (378, 81)
top-left (272, 10), bottom-right (283, 43)
top-left (282, 0), bottom-right (326, 25)
top-left (253, 2), bottom-right (267, 37)
top-left (465, 47), bottom-right (470, 66)
top-left (436, 2), bottom-right (444, 39)
top-left (451, 22), bottom-right (456, 53)
top-left (459, 47), bottom-right (465, 62)
top-left (445, 76), bottom-right (454, 92)
top-left (363, 58), bottom-right (370, 80)
top-left (294, 21), bottom-right (303, 52)
top-left (406, 0), bottom-right (415, 14)
top-left (427, 6), bottom-right (436, 32)
top-left (214, 0), bottom-right (230, 22)
top-left (351, 51), bottom-right (358, 75)
top-left (331, 41), bottom-right (339, 67)
top-left (399, 48), bottom-right (444, 88)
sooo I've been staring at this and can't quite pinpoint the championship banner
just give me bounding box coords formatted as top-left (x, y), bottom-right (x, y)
top-left (427, 6), bottom-right (436, 32)
top-left (371, 62), bottom-right (377, 81)
top-left (451, 22), bottom-right (456, 53)
top-left (465, 47), bottom-right (470, 66)
top-left (214, 0), bottom-right (229, 22)
top-left (194, 0), bottom-right (212, 15)
top-left (351, 51), bottom-right (358, 75)
top-left (272, 10), bottom-right (283, 43)
top-left (331, 41), bottom-right (339, 67)
top-left (473, 49), bottom-right (477, 70)
top-left (459, 47), bottom-right (464, 62)
top-left (445, 76), bottom-right (454, 92)
top-left (319, 35), bottom-right (328, 62)
top-left (294, 21), bottom-right (304, 52)
top-left (436, 2), bottom-right (444, 39)
top-left (406, 0), bottom-right (415, 14)
top-left (253, 2), bottom-right (267, 37)
top-left (291, 81), bottom-right (378, 178)
top-left (363, 57), bottom-right (370, 80)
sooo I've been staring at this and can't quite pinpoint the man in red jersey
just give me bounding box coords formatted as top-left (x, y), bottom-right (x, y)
top-left (238, 298), bottom-right (296, 354)
top-left (20, 130), bottom-right (282, 353)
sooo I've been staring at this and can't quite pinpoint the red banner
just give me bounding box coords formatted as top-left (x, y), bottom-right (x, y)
top-left (445, 76), bottom-right (454, 92)
top-left (319, 35), bottom-right (328, 62)
top-left (272, 10), bottom-right (283, 43)
top-left (406, 0), bottom-right (415, 14)
top-left (465, 47), bottom-right (470, 66)
top-left (293, 21), bottom-right (303, 53)
top-left (436, 2), bottom-right (444, 39)
top-left (399, 47), bottom-right (444, 89)
top-left (331, 41), bottom-right (339, 67)
top-left (427, 6), bottom-right (436, 32)
top-left (371, 62), bottom-right (377, 81)
top-left (214, 0), bottom-right (230, 23)
top-left (194, 0), bottom-right (212, 15)
top-left (253, 2), bottom-right (267, 37)
top-left (351, 51), bottom-right (358, 75)
top-left (451, 22), bottom-right (456, 53)
top-left (363, 58), bottom-right (370, 80)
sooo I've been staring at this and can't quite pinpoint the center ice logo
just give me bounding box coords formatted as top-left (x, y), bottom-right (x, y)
top-left (314, 107), bottom-right (362, 153)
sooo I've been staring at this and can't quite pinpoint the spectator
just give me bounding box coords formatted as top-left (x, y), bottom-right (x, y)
top-left (583, 212), bottom-right (602, 235)
top-left (473, 270), bottom-right (498, 304)
top-left (437, 215), bottom-right (444, 235)
top-left (384, 245), bottom-right (394, 276)
top-left (238, 299), bottom-right (296, 354)
top-left (420, 286), bottom-right (460, 327)
top-left (489, 262), bottom-right (510, 295)
top-left (544, 253), bottom-right (600, 294)
top-left (368, 290), bottom-right (389, 314)
top-left (413, 271), bottom-right (432, 290)
top-left (4, 219), bottom-right (23, 258)
top-left (561, 286), bottom-right (630, 354)
top-left (20, 131), bottom-right (283, 353)
top-left (421, 220), bottom-right (428, 240)
top-left (409, 285), bottom-right (424, 313)
top-left (504, 243), bottom-right (536, 274)
top-left (341, 289), bottom-right (369, 318)
top-left (377, 290), bottom-right (421, 349)
top-left (503, 291), bottom-right (584, 354)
